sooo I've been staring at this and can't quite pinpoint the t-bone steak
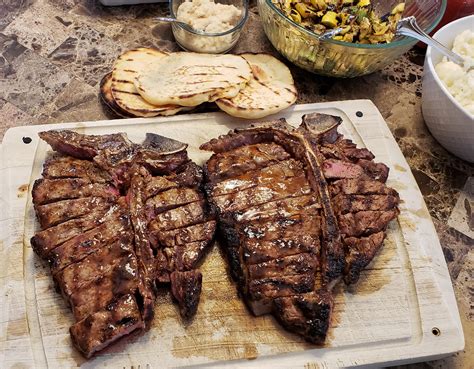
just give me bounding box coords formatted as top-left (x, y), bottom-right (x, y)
top-left (31, 130), bottom-right (215, 358)
top-left (200, 113), bottom-right (400, 343)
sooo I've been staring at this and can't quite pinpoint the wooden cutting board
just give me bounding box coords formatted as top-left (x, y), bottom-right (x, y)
top-left (0, 100), bottom-right (464, 368)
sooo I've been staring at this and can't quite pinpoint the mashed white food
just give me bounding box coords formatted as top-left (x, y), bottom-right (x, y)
top-left (177, 0), bottom-right (242, 33)
top-left (435, 29), bottom-right (474, 116)
top-left (175, 0), bottom-right (242, 53)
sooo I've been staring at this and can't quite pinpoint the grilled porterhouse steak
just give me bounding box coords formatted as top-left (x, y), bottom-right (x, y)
top-left (201, 113), bottom-right (400, 343)
top-left (31, 130), bottom-right (215, 358)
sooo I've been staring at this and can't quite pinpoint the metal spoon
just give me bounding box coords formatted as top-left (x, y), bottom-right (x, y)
top-left (318, 27), bottom-right (344, 40)
top-left (155, 17), bottom-right (196, 32)
top-left (396, 16), bottom-right (467, 67)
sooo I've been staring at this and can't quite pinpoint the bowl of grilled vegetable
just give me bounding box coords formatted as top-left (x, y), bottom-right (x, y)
top-left (258, 0), bottom-right (446, 77)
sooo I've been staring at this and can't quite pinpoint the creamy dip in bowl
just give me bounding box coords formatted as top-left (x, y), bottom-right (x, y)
top-left (170, 0), bottom-right (248, 54)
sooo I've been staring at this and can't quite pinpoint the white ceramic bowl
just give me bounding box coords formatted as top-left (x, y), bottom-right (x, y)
top-left (422, 15), bottom-right (474, 163)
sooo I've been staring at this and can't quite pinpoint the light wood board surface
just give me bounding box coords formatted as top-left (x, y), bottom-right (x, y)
top-left (0, 100), bottom-right (464, 368)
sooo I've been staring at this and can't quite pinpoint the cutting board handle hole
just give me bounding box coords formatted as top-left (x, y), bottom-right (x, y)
top-left (22, 136), bottom-right (32, 144)
top-left (431, 327), bottom-right (441, 336)
top-left (356, 111), bottom-right (364, 117)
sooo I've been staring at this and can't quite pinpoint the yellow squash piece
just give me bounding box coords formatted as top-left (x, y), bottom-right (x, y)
top-left (340, 26), bottom-right (351, 35)
top-left (321, 11), bottom-right (338, 28)
top-left (295, 3), bottom-right (311, 18)
top-left (290, 9), bottom-right (302, 23)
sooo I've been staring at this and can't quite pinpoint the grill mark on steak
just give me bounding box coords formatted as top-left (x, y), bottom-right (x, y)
top-left (332, 194), bottom-right (399, 214)
top-left (35, 196), bottom-right (112, 229)
top-left (248, 253), bottom-right (319, 280)
top-left (243, 235), bottom-right (321, 265)
top-left (205, 142), bottom-right (291, 183)
top-left (248, 274), bottom-right (316, 302)
top-left (148, 200), bottom-right (210, 233)
top-left (42, 154), bottom-right (112, 183)
top-left (70, 294), bottom-right (144, 359)
top-left (208, 159), bottom-right (304, 197)
top-left (70, 254), bottom-right (139, 321)
top-left (144, 161), bottom-right (202, 199)
top-left (337, 209), bottom-right (399, 238)
top-left (49, 206), bottom-right (132, 275)
top-left (211, 175), bottom-right (312, 214)
top-left (234, 195), bottom-right (320, 223)
top-left (32, 178), bottom-right (119, 206)
top-left (239, 213), bottom-right (321, 243)
top-left (31, 205), bottom-right (114, 259)
top-left (54, 235), bottom-right (134, 301)
top-left (144, 176), bottom-right (179, 199)
top-left (150, 220), bottom-right (216, 249)
top-left (145, 188), bottom-right (203, 220)
top-left (330, 178), bottom-right (398, 196)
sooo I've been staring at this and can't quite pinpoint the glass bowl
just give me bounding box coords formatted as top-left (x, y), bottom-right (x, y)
top-left (170, 0), bottom-right (249, 54)
top-left (257, 0), bottom-right (447, 77)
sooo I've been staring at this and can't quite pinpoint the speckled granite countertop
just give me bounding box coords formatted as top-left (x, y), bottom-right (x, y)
top-left (0, 1), bottom-right (472, 368)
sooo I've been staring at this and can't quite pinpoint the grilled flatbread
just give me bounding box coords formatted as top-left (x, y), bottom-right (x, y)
top-left (99, 72), bottom-right (133, 118)
top-left (135, 52), bottom-right (252, 107)
top-left (216, 54), bottom-right (297, 119)
top-left (111, 48), bottom-right (188, 117)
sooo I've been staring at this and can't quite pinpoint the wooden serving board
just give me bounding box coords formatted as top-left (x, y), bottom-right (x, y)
top-left (0, 100), bottom-right (464, 368)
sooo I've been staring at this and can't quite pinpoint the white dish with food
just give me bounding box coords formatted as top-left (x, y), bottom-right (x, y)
top-left (0, 100), bottom-right (464, 368)
top-left (170, 0), bottom-right (249, 53)
top-left (422, 15), bottom-right (474, 163)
